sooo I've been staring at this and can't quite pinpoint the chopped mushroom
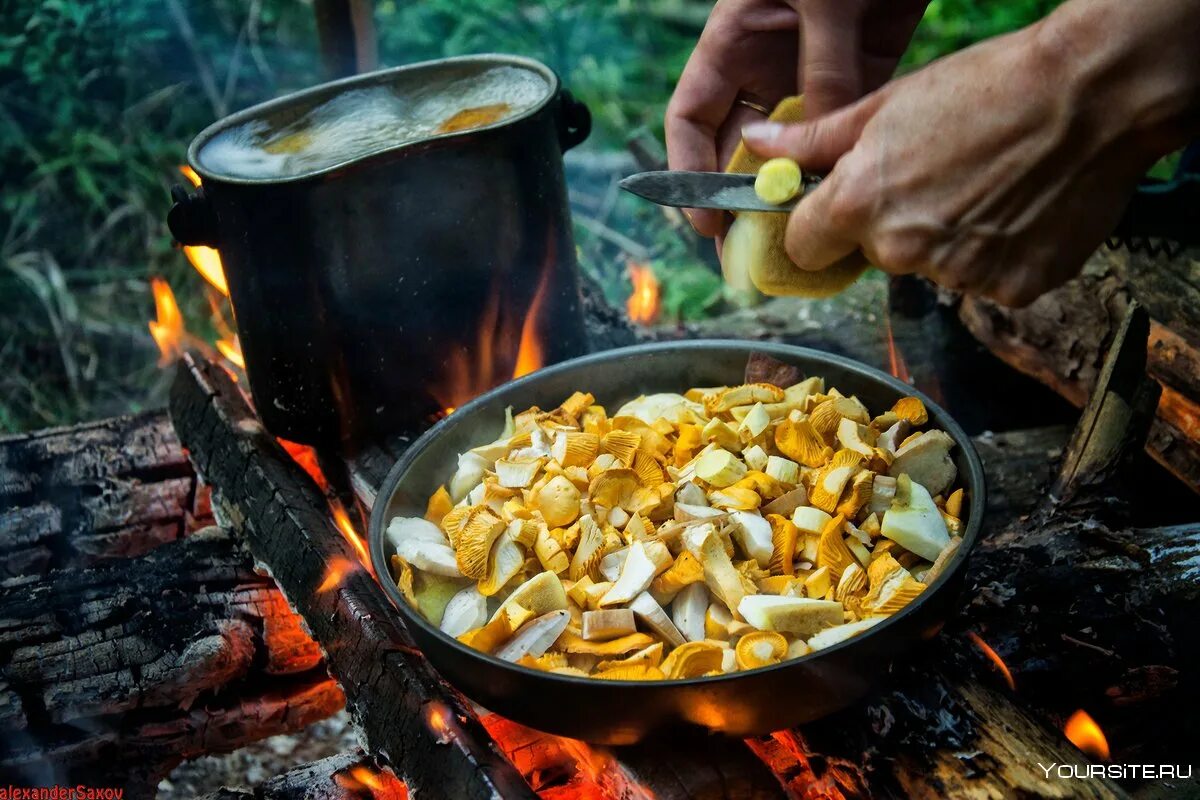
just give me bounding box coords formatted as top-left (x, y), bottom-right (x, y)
top-left (396, 373), bottom-right (967, 681)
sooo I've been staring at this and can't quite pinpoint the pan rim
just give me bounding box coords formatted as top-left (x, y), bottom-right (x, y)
top-left (368, 339), bottom-right (986, 689)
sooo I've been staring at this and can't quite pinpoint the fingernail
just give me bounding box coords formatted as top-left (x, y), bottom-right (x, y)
top-left (741, 121), bottom-right (782, 144)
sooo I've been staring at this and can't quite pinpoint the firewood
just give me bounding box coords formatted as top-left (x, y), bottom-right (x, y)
top-left (170, 353), bottom-right (535, 800)
top-left (960, 246), bottom-right (1200, 493)
top-left (0, 526), bottom-right (339, 796)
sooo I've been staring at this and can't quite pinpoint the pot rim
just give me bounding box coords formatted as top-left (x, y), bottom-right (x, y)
top-left (368, 339), bottom-right (987, 690)
top-left (186, 53), bottom-right (562, 186)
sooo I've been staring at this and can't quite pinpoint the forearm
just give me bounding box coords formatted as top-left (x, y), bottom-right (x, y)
top-left (1035, 0), bottom-right (1200, 165)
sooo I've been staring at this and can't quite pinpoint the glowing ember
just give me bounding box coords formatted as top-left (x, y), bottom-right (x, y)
top-left (317, 555), bottom-right (358, 593)
top-left (177, 166), bottom-right (230, 296)
top-left (625, 262), bottom-right (661, 325)
top-left (148, 277), bottom-right (186, 366)
top-left (334, 764), bottom-right (408, 798)
top-left (1064, 709), bottom-right (1110, 761)
top-left (967, 632), bottom-right (1016, 691)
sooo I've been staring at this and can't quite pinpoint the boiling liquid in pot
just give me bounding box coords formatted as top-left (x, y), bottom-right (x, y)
top-left (198, 65), bottom-right (550, 180)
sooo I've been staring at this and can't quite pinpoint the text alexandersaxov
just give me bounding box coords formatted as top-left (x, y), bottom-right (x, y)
top-left (0, 789), bottom-right (124, 800)
top-left (1039, 763), bottom-right (1194, 780)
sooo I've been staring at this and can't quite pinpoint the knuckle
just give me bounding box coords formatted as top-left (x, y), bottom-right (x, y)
top-left (824, 182), bottom-right (869, 232)
top-left (870, 230), bottom-right (927, 273)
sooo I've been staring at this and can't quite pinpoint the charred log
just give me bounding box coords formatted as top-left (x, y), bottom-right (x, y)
top-left (0, 526), bottom-right (339, 796)
top-left (169, 353), bottom-right (536, 800)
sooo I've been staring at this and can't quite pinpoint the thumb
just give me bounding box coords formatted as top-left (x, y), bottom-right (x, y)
top-left (739, 91), bottom-right (883, 171)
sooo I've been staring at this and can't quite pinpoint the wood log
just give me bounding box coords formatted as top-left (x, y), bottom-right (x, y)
top-left (199, 752), bottom-right (407, 800)
top-left (169, 353), bottom-right (537, 800)
top-left (0, 411), bottom-right (211, 577)
top-left (960, 246), bottom-right (1200, 492)
top-left (0, 526), bottom-right (340, 797)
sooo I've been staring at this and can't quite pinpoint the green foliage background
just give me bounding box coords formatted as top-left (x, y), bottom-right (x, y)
top-left (0, 0), bottom-right (1062, 431)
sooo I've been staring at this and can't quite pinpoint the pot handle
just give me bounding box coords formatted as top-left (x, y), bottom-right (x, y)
top-left (556, 89), bottom-right (591, 152)
top-left (167, 183), bottom-right (220, 247)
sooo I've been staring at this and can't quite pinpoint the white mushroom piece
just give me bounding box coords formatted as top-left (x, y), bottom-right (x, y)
top-left (440, 586), bottom-right (487, 637)
top-left (386, 517), bottom-right (462, 577)
top-left (495, 610), bottom-right (571, 662)
top-left (881, 474), bottom-right (951, 561)
top-left (737, 595), bottom-right (843, 636)
top-left (671, 582), bottom-right (709, 643)
top-left (727, 511), bottom-right (774, 568)
top-left (629, 592), bottom-right (686, 647)
top-left (806, 617), bottom-right (883, 651)
top-left (888, 430), bottom-right (957, 497)
top-left (600, 540), bottom-right (669, 607)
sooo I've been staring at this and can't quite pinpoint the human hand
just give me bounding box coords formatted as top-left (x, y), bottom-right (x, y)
top-left (740, 0), bottom-right (1200, 306)
top-left (665, 0), bottom-right (929, 237)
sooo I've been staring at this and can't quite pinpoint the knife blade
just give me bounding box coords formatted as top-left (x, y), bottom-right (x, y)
top-left (618, 170), bottom-right (822, 213)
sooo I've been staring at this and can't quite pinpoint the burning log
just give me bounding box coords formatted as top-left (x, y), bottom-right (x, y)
top-left (169, 352), bottom-right (536, 800)
top-left (960, 245), bottom-right (1200, 493)
top-left (0, 525), bottom-right (340, 794)
top-left (198, 752), bottom-right (407, 800)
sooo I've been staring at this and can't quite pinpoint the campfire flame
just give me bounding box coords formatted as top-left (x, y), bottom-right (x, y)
top-left (513, 257), bottom-right (551, 380)
top-left (1064, 710), bottom-right (1110, 761)
top-left (625, 261), bottom-right (661, 325)
top-left (967, 632), bottom-right (1016, 691)
top-left (334, 764), bottom-right (408, 799)
top-left (317, 555), bottom-right (359, 594)
top-left (331, 499), bottom-right (373, 574)
top-left (177, 166), bottom-right (229, 296)
top-left (883, 307), bottom-right (911, 383)
top-left (148, 278), bottom-right (186, 366)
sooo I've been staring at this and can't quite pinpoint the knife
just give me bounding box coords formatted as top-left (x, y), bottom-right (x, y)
top-left (618, 170), bottom-right (820, 213)
top-left (621, 163), bottom-right (1200, 252)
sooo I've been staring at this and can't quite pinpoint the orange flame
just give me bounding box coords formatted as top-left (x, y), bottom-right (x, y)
top-left (883, 307), bottom-right (911, 383)
top-left (331, 499), bottom-right (372, 572)
top-left (967, 632), bottom-right (1016, 691)
top-left (179, 164), bottom-right (202, 187)
top-left (626, 262), bottom-right (661, 325)
top-left (216, 336), bottom-right (245, 369)
top-left (177, 166), bottom-right (230, 296)
top-left (1064, 710), bottom-right (1110, 760)
top-left (148, 277), bottom-right (186, 366)
top-left (334, 764), bottom-right (408, 798)
top-left (513, 259), bottom-right (551, 380)
top-left (317, 555), bottom-right (358, 593)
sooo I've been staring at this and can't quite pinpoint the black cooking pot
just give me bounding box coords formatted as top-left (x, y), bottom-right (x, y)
top-left (168, 55), bottom-right (591, 448)
top-left (368, 340), bottom-right (986, 744)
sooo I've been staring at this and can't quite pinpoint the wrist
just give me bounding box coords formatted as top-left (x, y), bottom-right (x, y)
top-left (1034, 0), bottom-right (1200, 165)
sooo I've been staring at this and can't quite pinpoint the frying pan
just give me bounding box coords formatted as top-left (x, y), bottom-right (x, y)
top-left (368, 340), bottom-right (985, 743)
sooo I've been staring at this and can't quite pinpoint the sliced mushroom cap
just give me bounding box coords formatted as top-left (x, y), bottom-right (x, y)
top-left (535, 474), bottom-right (582, 528)
top-left (588, 468), bottom-right (640, 510)
top-left (774, 418), bottom-right (832, 468)
top-left (661, 640), bottom-right (727, 679)
top-left (735, 631), bottom-right (788, 670)
top-left (836, 418), bottom-right (876, 460)
top-left (495, 610), bottom-right (571, 662)
top-left (878, 419), bottom-right (911, 455)
top-left (705, 383), bottom-right (786, 414)
top-left (495, 570), bottom-right (567, 621)
top-left (478, 535), bottom-right (525, 596)
top-left (569, 514), bottom-right (606, 581)
top-left (556, 630), bottom-right (656, 656)
top-left (695, 448), bottom-right (747, 488)
top-left (455, 507), bottom-right (506, 579)
top-left (888, 430), bottom-right (957, 497)
top-left (764, 456), bottom-right (800, 486)
top-left (495, 456), bottom-right (545, 488)
top-left (790, 505), bottom-right (832, 536)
